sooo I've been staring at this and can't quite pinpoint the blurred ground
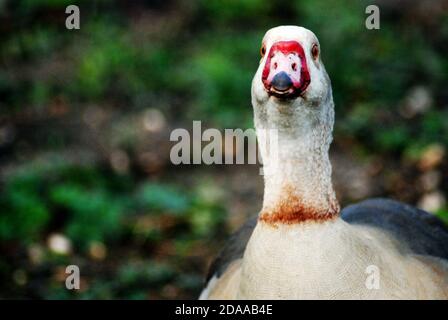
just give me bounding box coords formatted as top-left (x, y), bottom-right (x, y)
top-left (0, 0), bottom-right (447, 299)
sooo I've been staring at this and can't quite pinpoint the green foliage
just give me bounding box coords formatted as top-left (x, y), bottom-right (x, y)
top-left (117, 261), bottom-right (176, 287)
top-left (375, 125), bottom-right (411, 152)
top-left (199, 0), bottom-right (272, 26)
top-left (0, 172), bottom-right (50, 243)
top-left (14, 0), bottom-right (83, 14)
top-left (136, 183), bottom-right (190, 216)
top-left (50, 184), bottom-right (124, 247)
top-left (70, 21), bottom-right (135, 101)
top-left (0, 163), bottom-right (128, 247)
top-left (2, 27), bottom-right (60, 60)
top-left (0, 162), bottom-right (227, 251)
top-left (185, 32), bottom-right (259, 127)
top-left (436, 208), bottom-right (448, 224)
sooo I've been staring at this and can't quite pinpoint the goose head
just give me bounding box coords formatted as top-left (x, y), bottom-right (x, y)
top-left (252, 26), bottom-right (334, 134)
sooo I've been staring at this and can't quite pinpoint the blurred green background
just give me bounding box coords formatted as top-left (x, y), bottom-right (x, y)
top-left (0, 0), bottom-right (447, 299)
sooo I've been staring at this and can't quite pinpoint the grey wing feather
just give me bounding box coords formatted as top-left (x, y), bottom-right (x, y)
top-left (341, 198), bottom-right (448, 260)
top-left (206, 215), bottom-right (257, 282)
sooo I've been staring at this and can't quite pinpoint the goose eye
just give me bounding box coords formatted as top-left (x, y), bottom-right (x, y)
top-left (311, 44), bottom-right (319, 60)
top-left (260, 44), bottom-right (266, 57)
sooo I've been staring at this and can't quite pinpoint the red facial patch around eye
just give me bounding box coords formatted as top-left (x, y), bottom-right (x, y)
top-left (262, 41), bottom-right (311, 97)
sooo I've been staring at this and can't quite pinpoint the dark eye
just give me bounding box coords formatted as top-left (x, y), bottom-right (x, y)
top-left (260, 44), bottom-right (266, 57)
top-left (311, 43), bottom-right (319, 60)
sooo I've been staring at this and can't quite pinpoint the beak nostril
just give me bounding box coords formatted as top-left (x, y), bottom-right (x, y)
top-left (291, 63), bottom-right (297, 71)
top-left (273, 62), bottom-right (278, 70)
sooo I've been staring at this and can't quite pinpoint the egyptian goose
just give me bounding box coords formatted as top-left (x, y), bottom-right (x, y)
top-left (200, 26), bottom-right (448, 300)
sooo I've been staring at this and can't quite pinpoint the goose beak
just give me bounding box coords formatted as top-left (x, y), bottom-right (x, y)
top-left (262, 41), bottom-right (311, 99)
top-left (271, 71), bottom-right (293, 93)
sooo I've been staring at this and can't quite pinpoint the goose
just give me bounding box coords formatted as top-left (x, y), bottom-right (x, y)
top-left (200, 26), bottom-right (448, 300)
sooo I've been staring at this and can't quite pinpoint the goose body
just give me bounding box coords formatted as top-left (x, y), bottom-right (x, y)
top-left (200, 26), bottom-right (448, 300)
